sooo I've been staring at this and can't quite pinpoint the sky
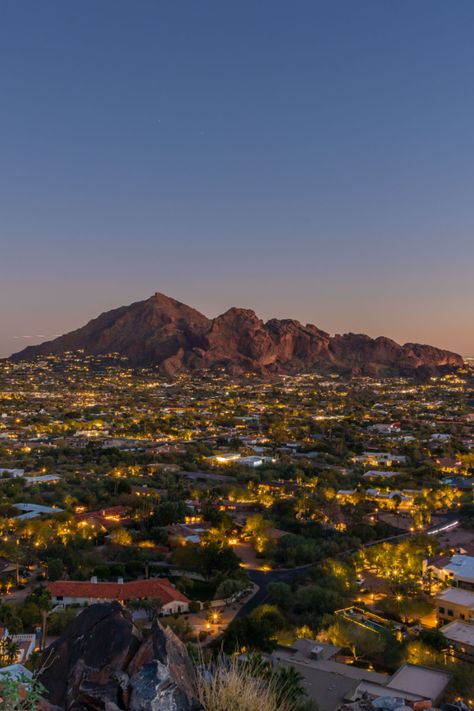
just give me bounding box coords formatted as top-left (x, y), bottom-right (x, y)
top-left (1, 1), bottom-right (474, 358)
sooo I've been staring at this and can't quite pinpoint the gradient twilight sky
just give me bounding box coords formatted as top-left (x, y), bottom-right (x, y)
top-left (1, 1), bottom-right (474, 358)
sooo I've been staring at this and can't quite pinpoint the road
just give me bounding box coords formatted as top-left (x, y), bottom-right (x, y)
top-left (236, 565), bottom-right (311, 619)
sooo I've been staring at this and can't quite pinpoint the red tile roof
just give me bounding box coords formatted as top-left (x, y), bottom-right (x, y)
top-left (47, 578), bottom-right (189, 606)
top-left (77, 506), bottom-right (132, 529)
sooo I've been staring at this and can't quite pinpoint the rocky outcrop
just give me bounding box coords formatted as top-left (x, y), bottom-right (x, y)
top-left (11, 291), bottom-right (464, 378)
top-left (37, 602), bottom-right (201, 711)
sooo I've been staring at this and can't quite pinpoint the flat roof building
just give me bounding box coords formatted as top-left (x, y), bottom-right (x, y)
top-left (435, 587), bottom-right (474, 625)
top-left (441, 620), bottom-right (474, 661)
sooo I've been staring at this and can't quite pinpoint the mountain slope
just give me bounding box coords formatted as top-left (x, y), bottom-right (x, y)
top-left (11, 292), bottom-right (463, 377)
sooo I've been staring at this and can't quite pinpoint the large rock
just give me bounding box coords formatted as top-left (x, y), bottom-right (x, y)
top-left (128, 621), bottom-right (200, 710)
top-left (38, 602), bottom-right (141, 709)
top-left (10, 291), bottom-right (463, 378)
top-left (129, 660), bottom-right (195, 711)
top-left (37, 603), bottom-right (201, 711)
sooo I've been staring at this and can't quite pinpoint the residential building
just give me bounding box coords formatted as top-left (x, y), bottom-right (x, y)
top-left (426, 554), bottom-right (474, 590)
top-left (270, 639), bottom-right (450, 711)
top-left (435, 587), bottom-right (474, 625)
top-left (441, 620), bottom-right (474, 662)
top-left (47, 578), bottom-right (190, 615)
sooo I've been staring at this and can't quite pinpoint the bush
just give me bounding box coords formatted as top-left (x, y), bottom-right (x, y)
top-left (197, 657), bottom-right (286, 711)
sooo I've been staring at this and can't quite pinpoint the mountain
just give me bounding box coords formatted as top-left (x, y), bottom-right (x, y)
top-left (11, 292), bottom-right (463, 377)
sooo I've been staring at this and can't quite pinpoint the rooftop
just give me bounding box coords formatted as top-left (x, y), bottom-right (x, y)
top-left (436, 587), bottom-right (474, 607)
top-left (441, 620), bottom-right (474, 646)
top-left (387, 663), bottom-right (451, 701)
top-left (445, 554), bottom-right (474, 581)
top-left (47, 578), bottom-right (190, 606)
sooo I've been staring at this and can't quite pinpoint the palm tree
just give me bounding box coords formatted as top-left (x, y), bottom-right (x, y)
top-left (2, 638), bottom-right (19, 665)
top-left (26, 586), bottom-right (52, 650)
top-left (272, 666), bottom-right (306, 711)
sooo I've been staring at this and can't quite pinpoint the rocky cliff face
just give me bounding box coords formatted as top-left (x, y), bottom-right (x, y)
top-left (11, 292), bottom-right (463, 378)
top-left (37, 602), bottom-right (202, 711)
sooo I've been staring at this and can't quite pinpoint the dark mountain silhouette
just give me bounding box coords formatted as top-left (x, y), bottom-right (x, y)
top-left (11, 292), bottom-right (463, 378)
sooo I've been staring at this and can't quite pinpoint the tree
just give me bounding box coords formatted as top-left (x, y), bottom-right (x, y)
top-left (48, 608), bottom-right (77, 635)
top-left (378, 595), bottom-right (433, 624)
top-left (267, 582), bottom-right (293, 610)
top-left (215, 578), bottom-right (245, 604)
top-left (223, 616), bottom-right (277, 654)
top-left (326, 620), bottom-right (384, 661)
top-left (272, 666), bottom-right (307, 711)
top-left (251, 605), bottom-right (286, 634)
top-left (26, 586), bottom-right (52, 650)
top-left (418, 627), bottom-right (447, 651)
top-left (109, 527), bottom-right (133, 547)
top-left (0, 637), bottom-right (19, 665)
top-left (243, 514), bottom-right (271, 554)
top-left (46, 557), bottom-right (64, 581)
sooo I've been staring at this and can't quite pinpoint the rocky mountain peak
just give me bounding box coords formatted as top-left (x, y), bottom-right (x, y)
top-left (10, 292), bottom-right (464, 378)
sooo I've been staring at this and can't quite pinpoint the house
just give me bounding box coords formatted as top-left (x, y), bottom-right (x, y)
top-left (426, 554), bottom-right (474, 590)
top-left (362, 470), bottom-right (402, 480)
top-left (47, 577), bottom-right (190, 615)
top-left (348, 664), bottom-right (450, 707)
top-left (265, 527), bottom-right (290, 544)
top-left (352, 452), bottom-right (407, 467)
top-left (441, 620), bottom-right (474, 662)
top-left (0, 468), bottom-right (25, 478)
top-left (365, 489), bottom-right (414, 511)
top-left (78, 506), bottom-right (131, 529)
top-left (238, 455), bottom-right (276, 468)
top-left (11, 634), bottom-right (36, 663)
top-left (207, 452), bottom-right (241, 465)
top-left (430, 433), bottom-right (452, 443)
top-left (336, 489), bottom-right (358, 504)
top-left (0, 627), bottom-right (36, 664)
top-left (13, 503), bottom-right (64, 520)
top-left (24, 474), bottom-right (61, 485)
top-left (435, 587), bottom-right (474, 625)
top-left (368, 423), bottom-right (401, 434)
top-left (167, 522), bottom-right (211, 546)
top-left (269, 639), bottom-right (450, 711)
top-left (441, 476), bottom-right (474, 492)
top-left (430, 457), bottom-right (463, 473)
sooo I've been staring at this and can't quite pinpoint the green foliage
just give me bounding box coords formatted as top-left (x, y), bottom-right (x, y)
top-left (48, 607), bottom-right (77, 635)
top-left (46, 557), bottom-right (64, 581)
top-left (376, 595), bottom-right (433, 623)
top-left (173, 542), bottom-right (243, 583)
top-left (267, 582), bottom-right (293, 610)
top-left (109, 526), bottom-right (133, 547)
top-left (25, 586), bottom-right (52, 612)
top-left (222, 615), bottom-right (277, 654)
top-left (215, 578), bottom-right (246, 602)
top-left (325, 619), bottom-right (385, 661)
top-left (251, 605), bottom-right (286, 634)
top-left (0, 674), bottom-right (45, 711)
top-left (418, 627), bottom-right (447, 650)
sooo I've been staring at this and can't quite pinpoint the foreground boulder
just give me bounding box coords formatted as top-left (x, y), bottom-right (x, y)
top-left (37, 602), bottom-right (202, 711)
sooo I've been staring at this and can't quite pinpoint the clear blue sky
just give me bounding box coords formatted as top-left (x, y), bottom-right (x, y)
top-left (1, 1), bottom-right (473, 357)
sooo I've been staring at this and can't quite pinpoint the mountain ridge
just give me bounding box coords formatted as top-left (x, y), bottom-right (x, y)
top-left (10, 291), bottom-right (464, 378)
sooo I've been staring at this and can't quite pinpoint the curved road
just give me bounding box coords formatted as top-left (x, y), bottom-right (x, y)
top-left (236, 565), bottom-right (311, 619)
